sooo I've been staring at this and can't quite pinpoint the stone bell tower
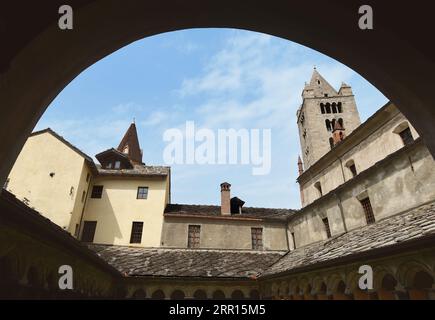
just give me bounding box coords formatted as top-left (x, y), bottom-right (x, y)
top-left (296, 68), bottom-right (361, 170)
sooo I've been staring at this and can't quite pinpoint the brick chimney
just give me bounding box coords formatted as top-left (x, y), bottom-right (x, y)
top-left (220, 182), bottom-right (231, 216)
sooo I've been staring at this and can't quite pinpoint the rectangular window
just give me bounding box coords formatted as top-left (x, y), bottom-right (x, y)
top-left (130, 222), bottom-right (144, 244)
top-left (349, 164), bottom-right (358, 177)
top-left (188, 225), bottom-right (201, 248)
top-left (81, 191), bottom-right (86, 203)
top-left (91, 185), bottom-right (103, 198)
top-left (114, 161), bottom-right (121, 169)
top-left (399, 127), bottom-right (414, 146)
top-left (291, 232), bottom-right (296, 250)
top-left (81, 221), bottom-right (97, 242)
top-left (74, 223), bottom-right (80, 237)
top-left (251, 228), bottom-right (263, 250)
top-left (322, 217), bottom-right (332, 238)
top-left (360, 197), bottom-right (376, 225)
top-left (86, 173), bottom-right (90, 183)
top-left (137, 187), bottom-right (149, 199)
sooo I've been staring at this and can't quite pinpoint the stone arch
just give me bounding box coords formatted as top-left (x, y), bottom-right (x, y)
top-left (193, 289), bottom-right (207, 300)
top-left (231, 289), bottom-right (245, 299)
top-left (132, 288), bottom-right (147, 299)
top-left (397, 260), bottom-right (434, 300)
top-left (212, 290), bottom-right (226, 299)
top-left (313, 277), bottom-right (328, 300)
top-left (151, 289), bottom-right (166, 300)
top-left (170, 289), bottom-right (186, 300)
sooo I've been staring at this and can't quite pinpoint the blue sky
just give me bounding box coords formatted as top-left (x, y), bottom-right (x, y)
top-left (35, 28), bottom-right (387, 209)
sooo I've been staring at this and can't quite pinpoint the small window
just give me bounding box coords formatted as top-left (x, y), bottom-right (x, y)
top-left (91, 185), bottom-right (103, 199)
top-left (251, 228), bottom-right (263, 250)
top-left (86, 173), bottom-right (90, 183)
top-left (188, 225), bottom-right (201, 248)
top-left (114, 161), bottom-right (121, 169)
top-left (130, 222), bottom-right (144, 244)
top-left (3, 178), bottom-right (10, 189)
top-left (360, 197), bottom-right (375, 225)
top-left (81, 221), bottom-right (97, 242)
top-left (325, 103), bottom-right (331, 113)
top-left (291, 232), bottom-right (296, 249)
top-left (332, 103), bottom-right (337, 113)
top-left (74, 223), bottom-right (80, 237)
top-left (349, 164), bottom-right (357, 177)
top-left (137, 187), bottom-right (149, 199)
top-left (325, 119), bottom-right (332, 132)
top-left (337, 102), bottom-right (342, 113)
top-left (81, 191), bottom-right (86, 203)
top-left (324, 94), bottom-right (328, 97)
top-left (317, 80), bottom-right (321, 85)
top-left (314, 181), bottom-right (323, 197)
top-left (399, 127), bottom-right (414, 146)
top-left (106, 163), bottom-right (112, 169)
top-left (322, 217), bottom-right (332, 238)
top-left (320, 103), bottom-right (326, 114)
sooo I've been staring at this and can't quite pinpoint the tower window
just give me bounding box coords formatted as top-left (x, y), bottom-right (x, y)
top-left (360, 197), bottom-right (375, 225)
top-left (322, 217), bottom-right (332, 238)
top-left (314, 181), bottom-right (323, 197)
top-left (320, 103), bottom-right (326, 114)
top-left (346, 161), bottom-right (357, 177)
top-left (130, 222), bottom-right (144, 244)
top-left (303, 129), bottom-right (307, 139)
top-left (137, 187), bottom-right (149, 199)
top-left (188, 225), bottom-right (201, 248)
top-left (251, 228), bottom-right (263, 250)
top-left (332, 103), bottom-right (337, 113)
top-left (337, 102), bottom-right (343, 113)
top-left (326, 119), bottom-right (332, 132)
top-left (338, 118), bottom-right (344, 127)
top-left (325, 103), bottom-right (331, 113)
top-left (81, 221), bottom-right (97, 242)
top-left (324, 94), bottom-right (328, 97)
top-left (399, 127), bottom-right (414, 146)
top-left (91, 185), bottom-right (103, 199)
top-left (317, 80), bottom-right (321, 85)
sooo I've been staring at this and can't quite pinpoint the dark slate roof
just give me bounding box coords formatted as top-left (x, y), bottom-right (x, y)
top-left (97, 164), bottom-right (170, 177)
top-left (88, 245), bottom-right (285, 279)
top-left (164, 204), bottom-right (296, 222)
top-left (261, 201), bottom-right (435, 277)
top-left (117, 122), bottom-right (143, 164)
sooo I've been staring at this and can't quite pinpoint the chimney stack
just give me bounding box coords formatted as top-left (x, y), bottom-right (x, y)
top-left (220, 182), bottom-right (231, 216)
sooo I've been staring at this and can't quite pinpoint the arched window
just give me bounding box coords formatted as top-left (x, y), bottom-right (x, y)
top-left (193, 289), bottom-right (207, 300)
top-left (231, 290), bottom-right (245, 299)
top-left (320, 103), bottom-right (326, 114)
top-left (151, 289), bottom-right (165, 300)
top-left (331, 118), bottom-right (336, 129)
top-left (336, 281), bottom-right (346, 294)
top-left (314, 181), bottom-right (323, 197)
top-left (338, 118), bottom-right (344, 127)
top-left (325, 103), bottom-right (331, 113)
top-left (337, 102), bottom-right (343, 113)
top-left (170, 290), bottom-right (185, 300)
top-left (329, 137), bottom-right (334, 149)
top-left (212, 290), bottom-right (226, 299)
top-left (332, 103), bottom-right (337, 113)
top-left (325, 119), bottom-right (332, 132)
top-left (319, 282), bottom-right (327, 294)
top-left (381, 274), bottom-right (397, 291)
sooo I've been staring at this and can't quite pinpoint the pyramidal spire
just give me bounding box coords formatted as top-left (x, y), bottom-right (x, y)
top-left (307, 68), bottom-right (338, 98)
top-left (117, 122), bottom-right (143, 164)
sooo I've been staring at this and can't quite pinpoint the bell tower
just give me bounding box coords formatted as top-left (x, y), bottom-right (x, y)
top-left (296, 68), bottom-right (361, 170)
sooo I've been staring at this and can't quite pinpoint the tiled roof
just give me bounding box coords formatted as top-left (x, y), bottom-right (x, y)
top-left (261, 201), bottom-right (435, 277)
top-left (97, 164), bottom-right (170, 177)
top-left (88, 245), bottom-right (285, 279)
top-left (164, 204), bottom-right (296, 222)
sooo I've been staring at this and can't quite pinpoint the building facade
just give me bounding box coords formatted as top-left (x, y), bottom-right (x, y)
top-left (2, 69), bottom-right (435, 299)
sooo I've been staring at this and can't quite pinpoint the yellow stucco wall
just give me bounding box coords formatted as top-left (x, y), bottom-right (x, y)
top-left (82, 176), bottom-right (169, 247)
top-left (6, 132), bottom-right (91, 233)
